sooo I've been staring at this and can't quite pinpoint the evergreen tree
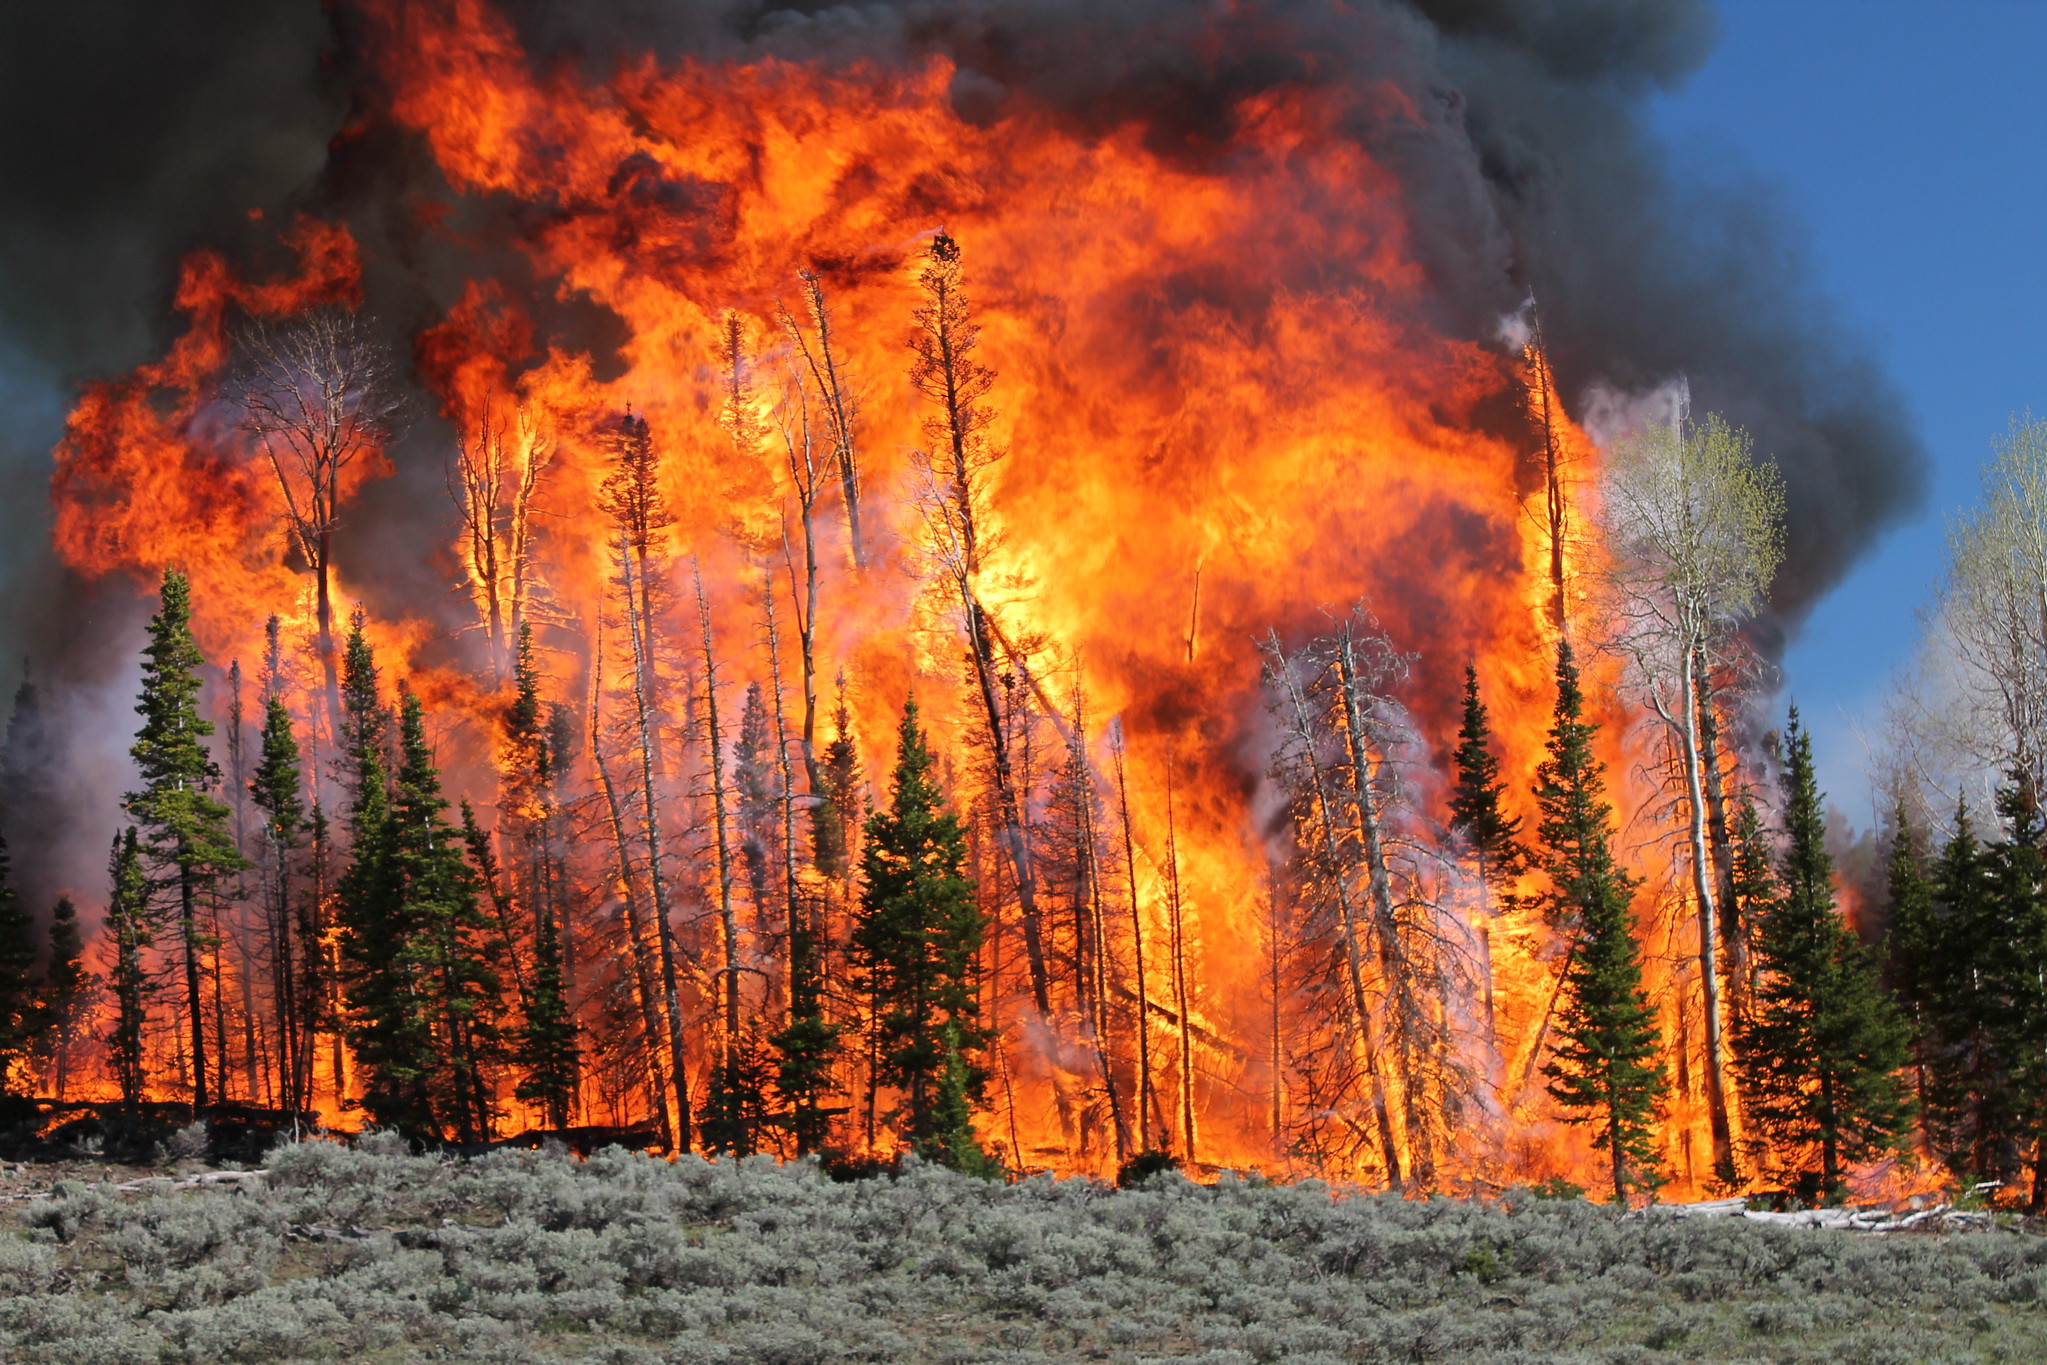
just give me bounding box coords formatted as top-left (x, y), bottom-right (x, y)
top-left (1982, 779), bottom-right (2047, 1206)
top-left (1880, 802), bottom-right (1938, 1142)
top-left (1448, 663), bottom-right (1528, 890)
top-left (104, 829), bottom-right (154, 1107)
top-left (1911, 808), bottom-right (2018, 1180)
top-left (1726, 796), bottom-right (1781, 1019)
top-left (0, 666), bottom-right (63, 914)
top-left (734, 681), bottom-right (778, 914)
top-left (922, 1024), bottom-right (1004, 1177)
top-left (124, 566), bottom-right (249, 1109)
top-left (251, 693), bottom-right (313, 1112)
top-left (1733, 711), bottom-right (1912, 1199)
top-left (0, 833), bottom-right (38, 1094)
top-left (337, 682), bottom-right (506, 1142)
top-left (499, 624), bottom-right (579, 1130)
top-left (703, 1032), bottom-right (778, 1157)
top-left (810, 680), bottom-right (862, 881)
top-left (36, 896), bottom-right (92, 1098)
top-left (1534, 641), bottom-right (1666, 1203)
top-left (851, 697), bottom-right (991, 1150)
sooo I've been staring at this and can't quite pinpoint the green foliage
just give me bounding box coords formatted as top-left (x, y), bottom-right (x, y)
top-left (124, 566), bottom-right (250, 1107)
top-left (336, 680), bottom-right (505, 1143)
top-left (702, 1032), bottom-right (778, 1158)
top-left (1534, 641), bottom-right (1666, 1204)
top-left (0, 833), bottom-right (39, 1093)
top-left (1448, 663), bottom-right (1527, 891)
top-left (34, 895), bottom-right (91, 1091)
top-left (851, 696), bottom-right (990, 1147)
top-left (1732, 711), bottom-right (1912, 1199)
top-left (919, 1024), bottom-right (1004, 1177)
top-left (498, 625), bottom-right (579, 1131)
top-left (104, 827), bottom-right (153, 1107)
top-left (809, 679), bottom-right (863, 880)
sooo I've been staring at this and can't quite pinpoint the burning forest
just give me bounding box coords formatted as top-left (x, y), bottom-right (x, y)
top-left (0, 0), bottom-right (1982, 1210)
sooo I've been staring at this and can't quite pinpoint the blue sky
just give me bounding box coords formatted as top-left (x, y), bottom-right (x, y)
top-left (1652, 0), bottom-right (2047, 823)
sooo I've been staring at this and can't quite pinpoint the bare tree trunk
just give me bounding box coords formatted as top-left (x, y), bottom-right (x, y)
top-left (1111, 732), bottom-right (1158, 1152)
top-left (1271, 639), bottom-right (1402, 1186)
top-left (590, 627), bottom-right (675, 1151)
top-left (1674, 665), bottom-right (1737, 1181)
top-left (622, 540), bottom-right (693, 1151)
top-left (1694, 650), bottom-right (1746, 1003)
top-left (1332, 627), bottom-right (1431, 1185)
top-left (1162, 755), bottom-right (1197, 1164)
top-left (695, 567), bottom-right (743, 1096)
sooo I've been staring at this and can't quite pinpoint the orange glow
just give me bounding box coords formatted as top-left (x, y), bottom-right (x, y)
top-left (38, 0), bottom-right (1912, 1199)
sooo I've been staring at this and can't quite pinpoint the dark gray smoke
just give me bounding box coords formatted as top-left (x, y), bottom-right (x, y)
top-left (0, 0), bottom-right (1925, 907)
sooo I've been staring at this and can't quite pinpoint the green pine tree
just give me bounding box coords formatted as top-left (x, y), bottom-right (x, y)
top-left (1912, 807), bottom-right (2018, 1181)
top-left (337, 674), bottom-right (506, 1142)
top-left (810, 680), bottom-right (863, 881)
top-left (36, 896), bottom-right (92, 1098)
top-left (1726, 796), bottom-right (1781, 1022)
top-left (1879, 801), bottom-right (1938, 1144)
top-left (1448, 663), bottom-right (1528, 891)
top-left (104, 828), bottom-right (154, 1108)
top-left (921, 1023), bottom-right (1004, 1177)
top-left (1983, 779), bottom-right (2047, 1207)
top-left (124, 566), bottom-right (249, 1109)
top-left (1733, 710), bottom-right (1912, 1200)
top-left (851, 696), bottom-right (991, 1152)
top-left (0, 832), bottom-right (38, 1095)
top-left (499, 625), bottom-right (579, 1131)
top-left (251, 692), bottom-right (314, 1113)
top-left (1534, 641), bottom-right (1667, 1203)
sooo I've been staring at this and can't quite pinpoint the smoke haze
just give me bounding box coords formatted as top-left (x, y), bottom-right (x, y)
top-left (0, 0), bottom-right (1925, 908)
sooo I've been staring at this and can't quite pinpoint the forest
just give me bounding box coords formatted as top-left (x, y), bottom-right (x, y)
top-left (3, 210), bottom-right (2045, 1214)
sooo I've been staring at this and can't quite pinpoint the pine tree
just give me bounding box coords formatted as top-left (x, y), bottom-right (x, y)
top-left (1726, 796), bottom-right (1780, 1018)
top-left (502, 628), bottom-right (579, 1131)
top-left (1733, 711), bottom-right (1911, 1199)
top-left (105, 828), bottom-right (154, 1108)
top-left (1880, 802), bottom-right (1937, 1142)
top-left (1910, 808), bottom-right (2017, 1180)
top-left (0, 667), bottom-right (63, 914)
top-left (1983, 779), bottom-right (2047, 1207)
top-left (1534, 641), bottom-right (1666, 1203)
top-left (337, 676), bottom-right (506, 1141)
top-left (922, 1024), bottom-right (1004, 1177)
top-left (251, 693), bottom-right (311, 1112)
top-left (36, 897), bottom-right (92, 1100)
top-left (0, 832), bottom-right (38, 1094)
top-left (810, 681), bottom-right (863, 881)
top-left (734, 681), bottom-right (778, 916)
top-left (851, 697), bottom-right (991, 1149)
top-left (1448, 663), bottom-right (1527, 1046)
top-left (124, 566), bottom-right (249, 1109)
top-left (1449, 663), bottom-right (1528, 888)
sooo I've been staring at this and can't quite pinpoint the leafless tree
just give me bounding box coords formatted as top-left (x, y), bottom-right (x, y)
top-left (448, 397), bottom-right (556, 682)
top-left (781, 272), bottom-right (866, 569)
top-left (907, 231), bottom-right (1056, 1020)
top-left (230, 308), bottom-right (405, 736)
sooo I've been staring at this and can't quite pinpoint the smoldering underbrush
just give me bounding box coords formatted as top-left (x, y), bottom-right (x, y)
top-left (0, 1143), bottom-right (2043, 1365)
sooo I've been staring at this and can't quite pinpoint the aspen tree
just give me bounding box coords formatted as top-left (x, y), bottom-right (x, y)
top-left (1597, 409), bottom-right (1783, 1184)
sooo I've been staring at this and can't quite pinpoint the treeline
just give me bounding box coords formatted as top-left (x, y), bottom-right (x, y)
top-left (4, 231), bottom-right (2044, 1209)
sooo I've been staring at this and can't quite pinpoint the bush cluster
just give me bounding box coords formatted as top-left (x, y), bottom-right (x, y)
top-left (0, 1144), bottom-right (2041, 1363)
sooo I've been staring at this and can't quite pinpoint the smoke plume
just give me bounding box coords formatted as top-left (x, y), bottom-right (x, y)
top-left (0, 0), bottom-right (1924, 909)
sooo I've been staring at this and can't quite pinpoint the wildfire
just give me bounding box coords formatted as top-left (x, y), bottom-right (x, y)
top-left (37, 0), bottom-right (1825, 1199)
